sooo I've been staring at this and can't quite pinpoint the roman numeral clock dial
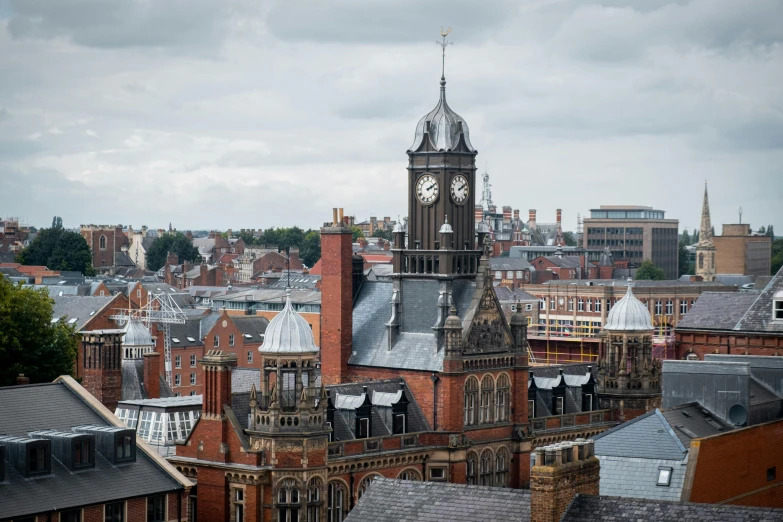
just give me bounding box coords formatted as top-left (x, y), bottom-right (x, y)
top-left (450, 174), bottom-right (469, 204)
top-left (416, 174), bottom-right (439, 205)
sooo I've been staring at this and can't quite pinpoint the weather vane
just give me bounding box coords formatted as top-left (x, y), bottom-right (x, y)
top-left (437, 27), bottom-right (453, 80)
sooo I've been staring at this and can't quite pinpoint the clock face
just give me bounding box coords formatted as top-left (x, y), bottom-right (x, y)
top-left (450, 175), bottom-right (469, 204)
top-left (416, 174), bottom-right (439, 205)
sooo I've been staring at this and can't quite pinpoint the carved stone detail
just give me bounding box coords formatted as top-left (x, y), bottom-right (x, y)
top-left (448, 434), bottom-right (471, 449)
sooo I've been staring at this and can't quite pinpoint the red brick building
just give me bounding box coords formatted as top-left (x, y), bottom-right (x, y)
top-left (80, 224), bottom-right (128, 270)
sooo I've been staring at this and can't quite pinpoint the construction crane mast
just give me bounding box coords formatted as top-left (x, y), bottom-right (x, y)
top-left (479, 169), bottom-right (493, 211)
top-left (110, 292), bottom-right (187, 388)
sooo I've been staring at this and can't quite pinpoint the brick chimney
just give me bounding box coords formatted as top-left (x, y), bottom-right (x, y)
top-left (514, 209), bottom-right (520, 221)
top-left (201, 350), bottom-right (237, 420)
top-left (474, 205), bottom-right (484, 222)
top-left (556, 209), bottom-right (562, 226)
top-left (320, 208), bottom-right (354, 385)
top-left (16, 374), bottom-right (30, 385)
top-left (80, 332), bottom-right (123, 412)
top-left (529, 209), bottom-right (537, 230)
top-left (142, 351), bottom-right (162, 399)
top-left (166, 252), bottom-right (179, 266)
top-left (503, 206), bottom-right (512, 223)
top-left (530, 439), bottom-right (600, 522)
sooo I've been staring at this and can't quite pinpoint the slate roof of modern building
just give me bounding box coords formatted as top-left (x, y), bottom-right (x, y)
top-left (493, 286), bottom-right (537, 302)
top-left (350, 279), bottom-right (478, 372)
top-left (232, 316), bottom-right (270, 342)
top-left (344, 478), bottom-right (530, 522)
top-left (489, 257), bottom-right (532, 271)
top-left (52, 295), bottom-right (116, 330)
top-left (676, 292), bottom-right (759, 330)
top-left (561, 494), bottom-right (783, 522)
top-left (0, 379), bottom-right (188, 519)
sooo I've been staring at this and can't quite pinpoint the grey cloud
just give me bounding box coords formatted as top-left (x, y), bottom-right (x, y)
top-left (0, 108), bottom-right (10, 122)
top-left (265, 0), bottom-right (517, 43)
top-left (6, 0), bottom-right (259, 52)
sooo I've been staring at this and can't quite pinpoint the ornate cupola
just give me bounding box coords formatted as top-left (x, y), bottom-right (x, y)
top-left (396, 29), bottom-right (480, 275)
top-left (122, 319), bottom-right (153, 360)
top-left (249, 289), bottom-right (326, 434)
top-left (597, 284), bottom-right (660, 421)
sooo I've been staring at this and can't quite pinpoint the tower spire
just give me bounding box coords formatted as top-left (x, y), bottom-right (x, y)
top-left (695, 181), bottom-right (716, 281)
top-left (436, 27), bottom-right (453, 97)
top-left (699, 181), bottom-right (713, 246)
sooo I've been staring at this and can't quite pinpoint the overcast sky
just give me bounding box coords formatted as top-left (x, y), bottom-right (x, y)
top-left (0, 0), bottom-right (780, 235)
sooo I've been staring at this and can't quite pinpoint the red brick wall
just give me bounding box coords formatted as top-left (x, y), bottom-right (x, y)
top-left (320, 228), bottom-right (353, 385)
top-left (530, 457), bottom-right (600, 522)
top-left (687, 419), bottom-right (783, 507)
top-left (676, 331), bottom-right (783, 360)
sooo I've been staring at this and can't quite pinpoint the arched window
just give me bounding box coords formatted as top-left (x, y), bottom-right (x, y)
top-left (99, 235), bottom-right (107, 251)
top-left (277, 479), bottom-right (301, 522)
top-left (479, 449), bottom-right (494, 486)
top-left (464, 377), bottom-right (479, 426)
top-left (495, 374), bottom-right (510, 423)
top-left (466, 452), bottom-right (478, 485)
top-left (327, 481), bottom-right (346, 522)
top-left (698, 253), bottom-right (704, 269)
top-left (495, 447), bottom-right (509, 487)
top-left (307, 477), bottom-right (323, 522)
top-left (357, 474), bottom-right (381, 500)
top-left (397, 469), bottom-right (421, 481)
top-left (480, 375), bottom-right (494, 424)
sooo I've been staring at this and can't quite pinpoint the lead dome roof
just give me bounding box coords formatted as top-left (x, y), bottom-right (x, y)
top-left (409, 78), bottom-right (474, 153)
top-left (603, 285), bottom-right (654, 332)
top-left (259, 290), bottom-right (319, 354)
top-left (123, 319), bottom-right (153, 347)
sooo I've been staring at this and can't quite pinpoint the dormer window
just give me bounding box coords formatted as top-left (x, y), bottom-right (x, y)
top-left (115, 432), bottom-right (135, 463)
top-left (774, 297), bottom-right (783, 321)
top-left (28, 442), bottom-right (51, 475)
top-left (73, 437), bottom-right (94, 469)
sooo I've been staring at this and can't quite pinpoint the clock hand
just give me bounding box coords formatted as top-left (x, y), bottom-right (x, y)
top-left (426, 183), bottom-right (437, 191)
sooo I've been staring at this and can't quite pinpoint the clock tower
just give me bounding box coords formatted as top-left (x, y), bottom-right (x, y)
top-left (394, 34), bottom-right (481, 277)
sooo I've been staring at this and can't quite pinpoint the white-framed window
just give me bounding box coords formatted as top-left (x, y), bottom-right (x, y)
top-left (555, 396), bottom-right (564, 416)
top-left (190, 373), bottom-right (196, 385)
top-left (595, 299), bottom-right (602, 313)
top-left (587, 299), bottom-right (593, 312)
top-left (190, 390), bottom-right (196, 396)
top-left (665, 299), bottom-right (674, 315)
top-left (568, 298), bottom-right (574, 312)
top-left (550, 298), bottom-right (556, 311)
top-left (507, 271), bottom-right (513, 279)
top-left (528, 399), bottom-right (535, 418)
top-left (657, 467), bottom-right (673, 486)
top-left (190, 354), bottom-right (197, 367)
top-left (516, 270), bottom-right (524, 278)
top-left (327, 481), bottom-right (346, 521)
top-left (136, 288), bottom-right (142, 299)
top-left (247, 351), bottom-right (253, 363)
top-left (774, 299), bottom-right (783, 321)
top-left (174, 374), bottom-right (181, 387)
top-left (229, 334), bottom-right (235, 347)
top-left (680, 300), bottom-right (688, 314)
top-left (214, 335), bottom-right (220, 348)
top-left (655, 300), bottom-right (663, 315)
top-left (495, 271), bottom-right (502, 280)
top-left (232, 487), bottom-right (245, 522)
top-left (540, 298), bottom-right (546, 311)
top-left (138, 411), bottom-right (154, 439)
top-left (175, 355), bottom-right (181, 369)
top-left (578, 298), bottom-right (584, 312)
top-left (525, 303), bottom-right (533, 311)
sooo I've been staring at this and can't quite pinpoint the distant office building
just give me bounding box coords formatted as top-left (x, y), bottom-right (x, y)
top-left (715, 224), bottom-right (772, 277)
top-left (583, 206), bottom-right (679, 279)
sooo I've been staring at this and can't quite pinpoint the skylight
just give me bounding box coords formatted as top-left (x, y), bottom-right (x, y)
top-left (187, 337), bottom-right (196, 342)
top-left (172, 338), bottom-right (180, 343)
top-left (244, 334), bottom-right (252, 339)
top-left (89, 311), bottom-right (96, 316)
top-left (68, 318), bottom-right (78, 324)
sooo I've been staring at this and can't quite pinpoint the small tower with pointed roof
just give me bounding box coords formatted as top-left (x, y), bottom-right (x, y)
top-left (695, 182), bottom-right (717, 282)
top-left (597, 284), bottom-right (661, 422)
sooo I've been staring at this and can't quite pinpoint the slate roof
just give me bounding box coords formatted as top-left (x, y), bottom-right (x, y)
top-left (350, 279), bottom-right (476, 372)
top-left (0, 381), bottom-right (184, 519)
top-left (735, 266), bottom-right (783, 332)
top-left (676, 292), bottom-right (758, 330)
top-left (593, 410), bottom-right (687, 461)
top-left (52, 295), bottom-right (116, 330)
top-left (344, 478), bottom-right (530, 522)
top-left (493, 286), bottom-right (537, 303)
top-left (561, 494), bottom-right (783, 522)
top-left (490, 258), bottom-right (531, 271)
top-left (659, 403), bottom-right (734, 446)
top-left (232, 316), bottom-right (270, 342)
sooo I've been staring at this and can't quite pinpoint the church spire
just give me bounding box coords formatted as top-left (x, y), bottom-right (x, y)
top-left (699, 181), bottom-right (713, 246)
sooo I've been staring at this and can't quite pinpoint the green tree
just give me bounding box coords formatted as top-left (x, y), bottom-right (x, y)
top-left (771, 238), bottom-right (783, 275)
top-left (678, 243), bottom-right (690, 277)
top-left (693, 230), bottom-right (699, 244)
top-left (279, 226), bottom-right (305, 252)
top-left (262, 227), bottom-right (281, 247)
top-left (635, 260), bottom-right (666, 281)
top-left (766, 225), bottom-right (775, 238)
top-left (238, 229), bottom-right (257, 246)
top-left (758, 225), bottom-right (766, 234)
top-left (0, 276), bottom-right (78, 386)
top-left (17, 223), bottom-right (95, 275)
top-left (146, 232), bottom-right (201, 271)
top-left (563, 231), bottom-right (577, 247)
top-left (51, 216), bottom-right (63, 229)
top-left (372, 228), bottom-right (393, 242)
top-left (351, 226), bottom-right (364, 242)
top-left (680, 229), bottom-right (691, 245)
top-left (300, 231), bottom-right (321, 268)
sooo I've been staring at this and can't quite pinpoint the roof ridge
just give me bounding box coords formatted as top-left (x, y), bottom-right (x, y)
top-left (654, 408), bottom-right (688, 453)
top-left (592, 409), bottom-right (657, 440)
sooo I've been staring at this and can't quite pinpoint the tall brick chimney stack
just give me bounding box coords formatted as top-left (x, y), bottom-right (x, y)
top-left (530, 439), bottom-right (600, 522)
top-left (80, 332), bottom-right (123, 412)
top-left (529, 209), bottom-right (537, 230)
top-left (200, 350), bottom-right (237, 420)
top-left (320, 208), bottom-right (354, 385)
top-left (556, 209), bottom-right (562, 226)
top-left (142, 351), bottom-right (162, 399)
top-left (503, 206), bottom-right (512, 223)
top-left (513, 209), bottom-right (520, 221)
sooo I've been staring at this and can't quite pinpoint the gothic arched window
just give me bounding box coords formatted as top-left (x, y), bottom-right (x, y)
top-left (495, 374), bottom-right (510, 423)
top-left (397, 469), bottom-right (422, 481)
top-left (357, 474), bottom-right (381, 500)
top-left (480, 375), bottom-right (494, 424)
top-left (307, 477), bottom-right (323, 522)
top-left (495, 447), bottom-right (509, 487)
top-left (277, 478), bottom-right (301, 522)
top-left (464, 377), bottom-right (479, 426)
top-left (466, 451), bottom-right (478, 485)
top-left (479, 449), bottom-right (494, 486)
top-left (698, 253), bottom-right (704, 269)
top-left (327, 481), bottom-right (347, 522)
top-left (99, 235), bottom-right (107, 251)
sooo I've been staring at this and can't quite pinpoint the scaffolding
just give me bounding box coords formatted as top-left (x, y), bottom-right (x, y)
top-left (109, 292), bottom-right (187, 388)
